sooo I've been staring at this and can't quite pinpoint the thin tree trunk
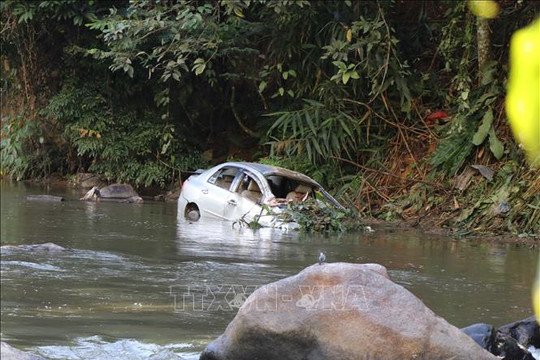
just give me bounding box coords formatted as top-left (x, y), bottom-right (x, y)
top-left (477, 17), bottom-right (491, 85)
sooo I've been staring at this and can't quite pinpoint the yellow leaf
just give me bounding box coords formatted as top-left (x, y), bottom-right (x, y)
top-left (506, 18), bottom-right (540, 167)
top-left (346, 28), bottom-right (352, 43)
top-left (468, 0), bottom-right (499, 19)
top-left (233, 8), bottom-right (244, 18)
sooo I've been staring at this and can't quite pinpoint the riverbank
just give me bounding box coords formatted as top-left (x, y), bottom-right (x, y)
top-left (2, 174), bottom-right (538, 246)
top-left (364, 218), bottom-right (539, 247)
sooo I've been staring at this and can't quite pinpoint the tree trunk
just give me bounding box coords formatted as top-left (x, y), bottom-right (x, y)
top-left (477, 17), bottom-right (491, 85)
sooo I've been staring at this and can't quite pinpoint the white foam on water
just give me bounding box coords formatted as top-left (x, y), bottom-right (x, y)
top-left (529, 345), bottom-right (540, 360)
top-left (1, 261), bottom-right (64, 272)
top-left (34, 336), bottom-right (197, 360)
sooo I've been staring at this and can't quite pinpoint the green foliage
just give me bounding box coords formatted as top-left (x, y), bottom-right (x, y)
top-left (430, 60), bottom-right (506, 176)
top-left (2, 0), bottom-right (98, 26)
top-left (1, 116), bottom-right (41, 179)
top-left (279, 199), bottom-right (364, 232)
top-left (267, 100), bottom-right (361, 165)
top-left (259, 155), bottom-right (342, 189)
top-left (2, 0), bottom-right (539, 235)
top-left (40, 79), bottom-right (206, 187)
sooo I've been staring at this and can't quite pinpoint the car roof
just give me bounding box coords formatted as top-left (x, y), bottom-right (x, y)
top-left (221, 162), bottom-right (320, 187)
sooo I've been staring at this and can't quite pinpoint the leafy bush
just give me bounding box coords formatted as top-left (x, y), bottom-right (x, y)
top-left (41, 80), bottom-right (206, 187)
top-left (0, 115), bottom-right (59, 180)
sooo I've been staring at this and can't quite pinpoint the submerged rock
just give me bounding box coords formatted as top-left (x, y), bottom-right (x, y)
top-left (1, 342), bottom-right (44, 360)
top-left (1, 242), bottom-right (66, 253)
top-left (200, 263), bottom-right (495, 360)
top-left (26, 195), bottom-right (64, 202)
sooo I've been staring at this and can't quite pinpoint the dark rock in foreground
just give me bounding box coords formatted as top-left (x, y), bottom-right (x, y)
top-left (498, 316), bottom-right (540, 348)
top-left (461, 317), bottom-right (538, 360)
top-left (1, 342), bottom-right (44, 360)
top-left (26, 195), bottom-right (64, 202)
top-left (494, 332), bottom-right (535, 360)
top-left (200, 263), bottom-right (495, 360)
top-left (461, 323), bottom-right (496, 352)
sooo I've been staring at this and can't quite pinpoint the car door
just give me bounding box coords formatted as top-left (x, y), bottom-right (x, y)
top-left (199, 166), bottom-right (240, 219)
top-left (224, 171), bottom-right (266, 222)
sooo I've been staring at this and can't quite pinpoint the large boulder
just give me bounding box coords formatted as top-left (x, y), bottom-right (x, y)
top-left (200, 263), bottom-right (496, 360)
top-left (1, 342), bottom-right (44, 360)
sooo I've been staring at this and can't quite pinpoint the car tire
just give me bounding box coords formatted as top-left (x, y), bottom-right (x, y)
top-left (185, 203), bottom-right (200, 221)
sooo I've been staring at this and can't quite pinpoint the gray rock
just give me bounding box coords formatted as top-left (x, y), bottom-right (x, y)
top-left (99, 184), bottom-right (140, 199)
top-left (200, 263), bottom-right (496, 360)
top-left (461, 323), bottom-right (496, 352)
top-left (26, 195), bottom-right (64, 202)
top-left (1, 342), bottom-right (44, 360)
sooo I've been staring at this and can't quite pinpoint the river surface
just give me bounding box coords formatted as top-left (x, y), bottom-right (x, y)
top-left (1, 180), bottom-right (538, 359)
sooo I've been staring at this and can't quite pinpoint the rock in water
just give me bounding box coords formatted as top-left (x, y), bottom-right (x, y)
top-left (1, 342), bottom-right (44, 360)
top-left (200, 263), bottom-right (496, 360)
top-left (26, 195), bottom-right (64, 202)
top-left (461, 323), bottom-right (496, 352)
top-left (498, 316), bottom-right (540, 348)
top-left (99, 184), bottom-right (139, 199)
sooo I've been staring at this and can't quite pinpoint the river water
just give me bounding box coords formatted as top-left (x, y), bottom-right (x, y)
top-left (1, 180), bottom-right (537, 359)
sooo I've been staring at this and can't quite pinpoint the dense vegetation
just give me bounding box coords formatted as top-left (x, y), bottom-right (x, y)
top-left (1, 0), bottom-right (539, 235)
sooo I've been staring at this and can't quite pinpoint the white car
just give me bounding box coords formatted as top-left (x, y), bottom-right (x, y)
top-left (177, 162), bottom-right (345, 228)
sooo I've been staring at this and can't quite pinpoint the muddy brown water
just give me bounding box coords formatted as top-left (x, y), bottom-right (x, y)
top-left (1, 180), bottom-right (537, 359)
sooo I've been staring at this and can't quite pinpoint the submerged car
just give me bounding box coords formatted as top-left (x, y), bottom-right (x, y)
top-left (178, 162), bottom-right (345, 228)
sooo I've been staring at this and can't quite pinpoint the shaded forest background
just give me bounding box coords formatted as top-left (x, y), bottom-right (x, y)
top-left (1, 0), bottom-right (539, 235)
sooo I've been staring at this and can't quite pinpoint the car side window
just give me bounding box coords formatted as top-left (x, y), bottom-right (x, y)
top-left (237, 173), bottom-right (263, 203)
top-left (208, 167), bottom-right (239, 191)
